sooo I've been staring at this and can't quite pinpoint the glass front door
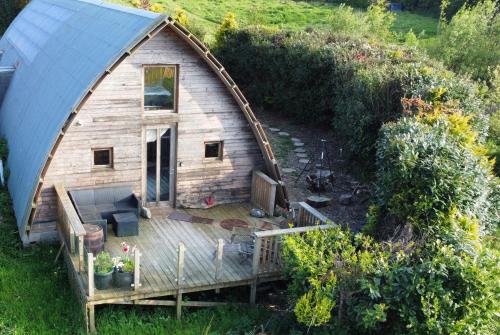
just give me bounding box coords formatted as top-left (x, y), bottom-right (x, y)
top-left (146, 127), bottom-right (174, 204)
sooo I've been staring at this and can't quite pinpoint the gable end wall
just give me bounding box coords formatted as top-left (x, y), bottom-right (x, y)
top-left (34, 28), bottom-right (264, 223)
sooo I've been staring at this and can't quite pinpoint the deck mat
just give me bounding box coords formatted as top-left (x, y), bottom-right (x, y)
top-left (168, 212), bottom-right (213, 224)
top-left (191, 216), bottom-right (214, 224)
top-left (168, 212), bottom-right (193, 222)
top-left (220, 219), bottom-right (249, 231)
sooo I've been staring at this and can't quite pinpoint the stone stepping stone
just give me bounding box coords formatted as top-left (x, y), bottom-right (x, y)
top-left (269, 127), bottom-right (280, 132)
top-left (294, 142), bottom-right (305, 147)
top-left (278, 131), bottom-right (290, 136)
top-left (299, 158), bottom-right (311, 164)
top-left (291, 137), bottom-right (301, 142)
top-left (296, 153), bottom-right (308, 158)
top-left (281, 167), bottom-right (296, 174)
top-left (294, 148), bottom-right (306, 153)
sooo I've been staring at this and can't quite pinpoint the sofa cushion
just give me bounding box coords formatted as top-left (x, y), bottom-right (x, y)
top-left (94, 187), bottom-right (116, 205)
top-left (79, 206), bottom-right (102, 222)
top-left (96, 204), bottom-right (118, 221)
top-left (113, 187), bottom-right (134, 203)
top-left (70, 189), bottom-right (95, 207)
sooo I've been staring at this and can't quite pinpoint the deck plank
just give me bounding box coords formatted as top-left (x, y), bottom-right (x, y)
top-left (72, 203), bottom-right (274, 302)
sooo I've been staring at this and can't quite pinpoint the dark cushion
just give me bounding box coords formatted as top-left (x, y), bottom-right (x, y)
top-left (96, 204), bottom-right (117, 221)
top-left (80, 210), bottom-right (101, 222)
top-left (70, 189), bottom-right (95, 206)
top-left (115, 202), bottom-right (135, 211)
top-left (70, 185), bottom-right (138, 235)
top-left (94, 188), bottom-right (116, 205)
top-left (113, 187), bottom-right (134, 203)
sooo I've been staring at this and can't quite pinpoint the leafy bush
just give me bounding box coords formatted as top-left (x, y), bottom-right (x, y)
top-left (214, 28), bottom-right (486, 168)
top-left (432, 0), bottom-right (499, 82)
top-left (215, 12), bottom-right (239, 47)
top-left (374, 113), bottom-right (494, 235)
top-left (400, 0), bottom-right (479, 18)
top-left (307, 0), bottom-right (376, 9)
top-left (329, 1), bottom-right (395, 40)
top-left (283, 224), bottom-right (500, 334)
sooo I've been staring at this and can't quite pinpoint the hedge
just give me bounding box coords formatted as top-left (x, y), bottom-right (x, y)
top-left (214, 28), bottom-right (486, 170)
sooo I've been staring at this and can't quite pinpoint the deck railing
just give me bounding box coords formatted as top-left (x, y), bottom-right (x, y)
top-left (55, 183), bottom-right (87, 273)
top-left (251, 170), bottom-right (278, 216)
top-left (250, 201), bottom-right (334, 303)
top-left (295, 201), bottom-right (330, 227)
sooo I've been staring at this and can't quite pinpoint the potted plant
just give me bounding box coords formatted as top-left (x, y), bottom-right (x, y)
top-left (113, 242), bottom-right (135, 288)
top-left (93, 251), bottom-right (114, 290)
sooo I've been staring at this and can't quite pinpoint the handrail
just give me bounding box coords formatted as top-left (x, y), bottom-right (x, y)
top-left (254, 223), bottom-right (335, 238)
top-left (251, 223), bottom-right (336, 278)
top-left (55, 183), bottom-right (86, 272)
top-left (54, 183), bottom-right (86, 236)
top-left (295, 202), bottom-right (329, 227)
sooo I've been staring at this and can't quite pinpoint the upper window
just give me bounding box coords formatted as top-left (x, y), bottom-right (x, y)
top-left (204, 141), bottom-right (223, 160)
top-left (92, 148), bottom-right (113, 168)
top-left (144, 66), bottom-right (176, 111)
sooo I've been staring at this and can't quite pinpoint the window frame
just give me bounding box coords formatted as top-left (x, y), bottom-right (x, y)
top-left (142, 64), bottom-right (178, 113)
top-left (204, 141), bottom-right (224, 160)
top-left (92, 148), bottom-right (114, 169)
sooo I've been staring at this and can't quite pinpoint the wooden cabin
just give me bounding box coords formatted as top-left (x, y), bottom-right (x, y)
top-left (0, 0), bottom-right (287, 243)
top-left (0, 0), bottom-right (335, 332)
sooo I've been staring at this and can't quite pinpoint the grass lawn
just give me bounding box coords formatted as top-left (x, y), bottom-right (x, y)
top-left (111, 0), bottom-right (438, 42)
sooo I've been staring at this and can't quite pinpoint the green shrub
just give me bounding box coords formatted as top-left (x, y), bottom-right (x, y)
top-left (282, 224), bottom-right (500, 333)
top-left (215, 12), bottom-right (239, 47)
top-left (400, 0), bottom-right (479, 18)
top-left (214, 28), bottom-right (486, 168)
top-left (432, 0), bottom-right (499, 82)
top-left (373, 111), bottom-right (494, 235)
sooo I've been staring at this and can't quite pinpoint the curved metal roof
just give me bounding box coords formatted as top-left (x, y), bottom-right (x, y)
top-left (0, 0), bottom-right (163, 238)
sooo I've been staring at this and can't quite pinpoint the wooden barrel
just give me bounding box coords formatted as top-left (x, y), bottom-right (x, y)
top-left (83, 224), bottom-right (104, 255)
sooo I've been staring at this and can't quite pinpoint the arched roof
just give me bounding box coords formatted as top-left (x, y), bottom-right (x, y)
top-left (0, 0), bottom-right (287, 241)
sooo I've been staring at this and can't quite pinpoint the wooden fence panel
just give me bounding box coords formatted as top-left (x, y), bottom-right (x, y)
top-left (251, 170), bottom-right (277, 216)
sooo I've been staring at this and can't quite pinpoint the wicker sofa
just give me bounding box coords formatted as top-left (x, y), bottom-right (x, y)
top-left (68, 186), bottom-right (140, 240)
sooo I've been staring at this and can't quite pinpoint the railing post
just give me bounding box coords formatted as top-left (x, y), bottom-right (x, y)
top-left (87, 253), bottom-right (94, 298)
top-left (176, 242), bottom-right (185, 320)
top-left (78, 236), bottom-right (84, 273)
top-left (133, 248), bottom-right (141, 291)
top-left (250, 236), bottom-right (262, 304)
top-left (215, 239), bottom-right (224, 293)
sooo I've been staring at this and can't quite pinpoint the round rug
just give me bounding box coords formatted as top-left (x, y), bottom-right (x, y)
top-left (220, 218), bottom-right (249, 231)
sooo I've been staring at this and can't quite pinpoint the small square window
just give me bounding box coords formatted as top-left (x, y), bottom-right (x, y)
top-left (92, 148), bottom-right (113, 168)
top-left (204, 141), bottom-right (223, 160)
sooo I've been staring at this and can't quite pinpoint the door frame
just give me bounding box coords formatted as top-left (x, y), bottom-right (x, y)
top-left (141, 124), bottom-right (177, 207)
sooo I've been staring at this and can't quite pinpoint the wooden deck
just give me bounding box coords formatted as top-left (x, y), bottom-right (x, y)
top-left (73, 204), bottom-right (282, 303)
top-left (55, 181), bottom-right (333, 332)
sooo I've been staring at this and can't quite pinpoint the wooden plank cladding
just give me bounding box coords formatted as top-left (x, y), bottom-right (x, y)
top-left (34, 25), bottom-right (269, 222)
top-left (251, 170), bottom-right (277, 216)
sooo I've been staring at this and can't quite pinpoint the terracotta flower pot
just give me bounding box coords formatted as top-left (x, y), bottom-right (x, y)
top-left (94, 269), bottom-right (114, 290)
top-left (113, 270), bottom-right (134, 289)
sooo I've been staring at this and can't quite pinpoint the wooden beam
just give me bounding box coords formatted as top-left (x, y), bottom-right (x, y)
top-left (133, 248), bottom-right (141, 290)
top-left (88, 253), bottom-right (94, 298)
top-left (176, 242), bottom-right (185, 320)
top-left (88, 304), bottom-right (95, 333)
top-left (215, 239), bottom-right (224, 293)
